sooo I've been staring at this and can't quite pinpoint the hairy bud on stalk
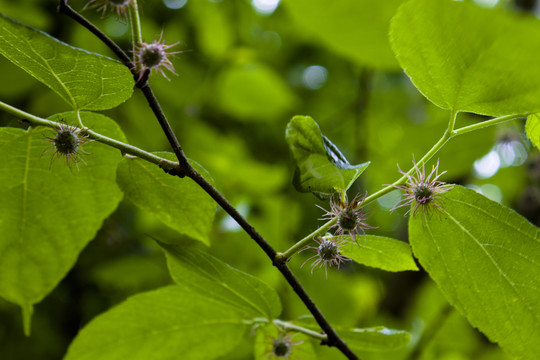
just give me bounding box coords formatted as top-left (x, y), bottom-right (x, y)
top-left (132, 34), bottom-right (181, 81)
top-left (83, 0), bottom-right (133, 19)
top-left (300, 236), bottom-right (350, 278)
top-left (43, 123), bottom-right (91, 169)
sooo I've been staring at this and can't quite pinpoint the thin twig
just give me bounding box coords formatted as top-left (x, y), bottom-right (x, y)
top-left (57, 2), bottom-right (359, 359)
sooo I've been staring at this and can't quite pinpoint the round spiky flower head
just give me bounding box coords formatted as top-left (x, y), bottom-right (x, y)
top-left (43, 123), bottom-right (90, 169)
top-left (318, 192), bottom-right (376, 246)
top-left (390, 160), bottom-right (453, 217)
top-left (133, 34), bottom-right (181, 81)
top-left (266, 332), bottom-right (304, 360)
top-left (83, 0), bottom-right (133, 19)
top-left (300, 236), bottom-right (350, 278)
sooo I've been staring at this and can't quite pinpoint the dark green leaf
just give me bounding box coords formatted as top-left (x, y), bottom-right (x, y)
top-left (409, 185), bottom-right (540, 359)
top-left (284, 0), bottom-right (404, 70)
top-left (116, 153), bottom-right (216, 244)
top-left (286, 115), bottom-right (369, 198)
top-left (0, 112), bottom-right (124, 334)
top-left (64, 286), bottom-right (247, 360)
top-left (390, 0), bottom-right (540, 115)
top-left (0, 14), bottom-right (133, 110)
top-left (340, 235), bottom-right (418, 272)
top-left (160, 241), bottom-right (281, 319)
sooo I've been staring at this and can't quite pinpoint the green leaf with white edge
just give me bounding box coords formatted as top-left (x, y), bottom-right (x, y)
top-left (284, 0), bottom-right (404, 70)
top-left (409, 185), bottom-right (540, 360)
top-left (116, 153), bottom-right (216, 244)
top-left (339, 235), bottom-right (418, 272)
top-left (526, 114), bottom-right (540, 150)
top-left (0, 14), bottom-right (133, 110)
top-left (0, 112), bottom-right (124, 334)
top-left (160, 240), bottom-right (281, 319)
top-left (64, 285), bottom-right (248, 360)
top-left (390, 0), bottom-right (540, 116)
top-left (286, 116), bottom-right (370, 199)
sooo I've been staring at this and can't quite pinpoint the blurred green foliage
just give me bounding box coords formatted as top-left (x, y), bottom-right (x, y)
top-left (1, 0), bottom-right (537, 359)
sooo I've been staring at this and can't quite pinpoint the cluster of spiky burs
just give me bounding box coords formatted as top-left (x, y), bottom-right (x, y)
top-left (43, 123), bottom-right (91, 169)
top-left (132, 35), bottom-right (181, 81)
top-left (390, 160), bottom-right (453, 218)
top-left (84, 0), bottom-right (134, 19)
top-left (302, 192), bottom-right (374, 276)
top-left (267, 332), bottom-right (304, 360)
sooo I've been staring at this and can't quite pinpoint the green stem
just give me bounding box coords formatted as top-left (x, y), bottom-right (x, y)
top-left (281, 218), bottom-right (336, 260)
top-left (0, 100), bottom-right (177, 170)
top-left (454, 113), bottom-right (526, 136)
top-left (273, 319), bottom-right (327, 341)
top-left (129, 0), bottom-right (143, 46)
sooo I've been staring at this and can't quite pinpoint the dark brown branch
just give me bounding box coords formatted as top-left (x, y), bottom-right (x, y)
top-left (57, 2), bottom-right (358, 359)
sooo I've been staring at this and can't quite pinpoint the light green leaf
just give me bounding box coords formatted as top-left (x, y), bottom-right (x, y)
top-left (340, 235), bottom-right (418, 272)
top-left (284, 0), bottom-right (404, 70)
top-left (286, 115), bottom-right (369, 199)
top-left (0, 112), bottom-right (124, 334)
top-left (254, 324), bottom-right (317, 360)
top-left (409, 185), bottom-right (540, 360)
top-left (526, 114), bottom-right (540, 150)
top-left (116, 153), bottom-right (216, 244)
top-left (390, 0), bottom-right (540, 115)
top-left (160, 241), bottom-right (281, 319)
top-left (64, 285), bottom-right (247, 360)
top-left (0, 14), bottom-right (133, 110)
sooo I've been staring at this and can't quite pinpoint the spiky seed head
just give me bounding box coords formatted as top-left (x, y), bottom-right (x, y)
top-left (318, 192), bottom-right (376, 246)
top-left (272, 337), bottom-right (291, 358)
top-left (43, 123), bottom-right (91, 169)
top-left (389, 159), bottom-right (453, 218)
top-left (83, 0), bottom-right (133, 19)
top-left (300, 237), bottom-right (350, 278)
top-left (133, 34), bottom-right (181, 81)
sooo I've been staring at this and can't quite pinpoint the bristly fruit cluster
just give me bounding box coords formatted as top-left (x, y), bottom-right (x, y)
top-left (300, 236), bottom-right (351, 278)
top-left (132, 34), bottom-right (181, 81)
top-left (84, 0), bottom-right (134, 20)
top-left (390, 160), bottom-right (453, 218)
top-left (43, 123), bottom-right (91, 169)
top-left (302, 192), bottom-right (375, 277)
top-left (267, 332), bottom-right (304, 360)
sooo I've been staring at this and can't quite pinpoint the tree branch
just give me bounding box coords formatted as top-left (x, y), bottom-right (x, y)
top-left (57, 2), bottom-right (358, 358)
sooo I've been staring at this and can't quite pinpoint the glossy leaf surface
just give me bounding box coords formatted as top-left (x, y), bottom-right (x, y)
top-left (0, 112), bottom-right (124, 333)
top-left (286, 115), bottom-right (369, 199)
top-left (116, 153), bottom-right (216, 244)
top-left (64, 286), bottom-right (247, 360)
top-left (391, 0), bottom-right (540, 115)
top-left (0, 14), bottom-right (133, 110)
top-left (409, 186), bottom-right (540, 359)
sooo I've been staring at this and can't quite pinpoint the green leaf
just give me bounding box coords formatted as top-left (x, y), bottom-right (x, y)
top-left (284, 0), bottom-right (404, 70)
top-left (160, 241), bottom-right (281, 319)
top-left (0, 14), bottom-right (133, 110)
top-left (409, 185), bottom-right (540, 360)
top-left (64, 285), bottom-right (247, 360)
top-left (116, 153), bottom-right (216, 244)
top-left (340, 235), bottom-right (418, 272)
top-left (286, 115), bottom-right (369, 199)
top-left (526, 114), bottom-right (540, 150)
top-left (340, 327), bottom-right (410, 352)
top-left (390, 0), bottom-right (540, 116)
top-left (0, 112), bottom-right (124, 334)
